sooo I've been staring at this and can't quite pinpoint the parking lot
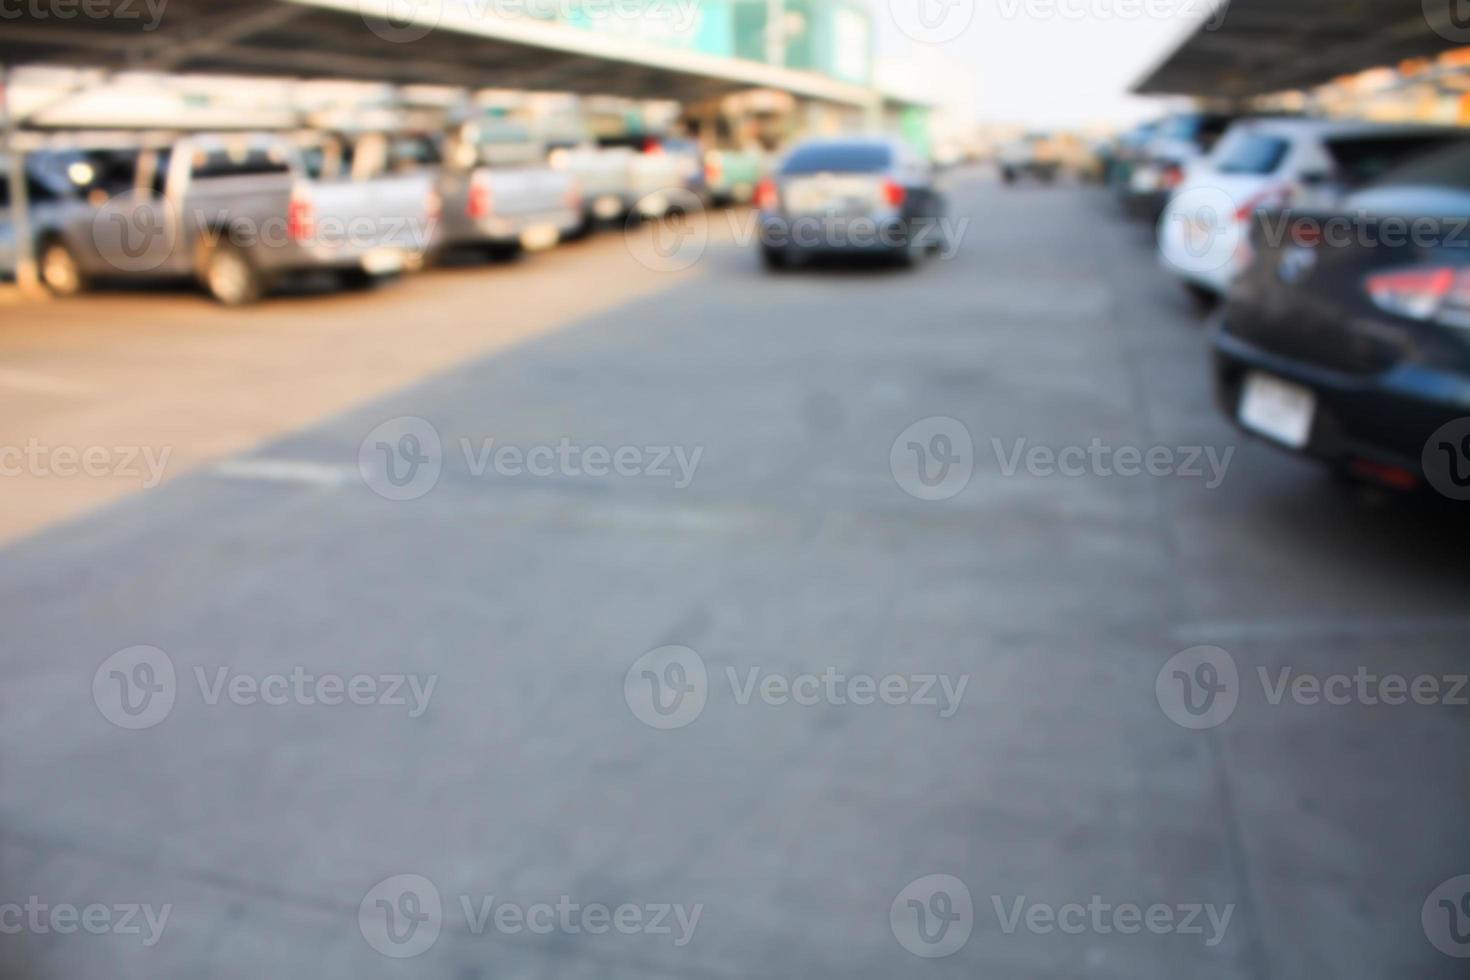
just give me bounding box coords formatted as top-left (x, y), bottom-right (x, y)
top-left (2, 172), bottom-right (1468, 978)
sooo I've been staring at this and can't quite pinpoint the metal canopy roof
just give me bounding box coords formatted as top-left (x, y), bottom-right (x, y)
top-left (1134, 0), bottom-right (1464, 98)
top-left (1, 0), bottom-right (878, 107)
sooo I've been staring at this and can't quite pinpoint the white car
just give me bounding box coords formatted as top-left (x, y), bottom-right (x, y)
top-left (1158, 118), bottom-right (1468, 300)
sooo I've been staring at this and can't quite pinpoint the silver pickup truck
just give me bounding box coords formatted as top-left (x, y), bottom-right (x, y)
top-left (17, 133), bottom-right (437, 305)
top-left (435, 120), bottom-right (583, 259)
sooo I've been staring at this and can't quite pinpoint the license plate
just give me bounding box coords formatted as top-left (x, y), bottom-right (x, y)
top-left (638, 194), bottom-right (669, 218)
top-left (593, 195), bottom-right (623, 219)
top-left (519, 223), bottom-right (559, 252)
top-left (360, 248), bottom-right (405, 275)
top-left (1131, 169), bottom-right (1160, 193)
top-left (1239, 372), bottom-right (1315, 449)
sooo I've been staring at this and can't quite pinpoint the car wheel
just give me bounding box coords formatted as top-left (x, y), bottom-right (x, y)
top-left (200, 240), bottom-right (265, 306)
top-left (1183, 281), bottom-right (1219, 312)
top-left (339, 269), bottom-right (383, 292)
top-left (39, 239), bottom-right (87, 297)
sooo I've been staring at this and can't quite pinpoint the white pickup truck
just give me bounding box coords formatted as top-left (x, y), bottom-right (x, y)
top-left (435, 120), bottom-right (583, 259)
top-left (25, 133), bottom-right (438, 304)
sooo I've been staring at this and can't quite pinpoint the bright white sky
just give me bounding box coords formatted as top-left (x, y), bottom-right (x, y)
top-left (870, 0), bottom-right (1226, 127)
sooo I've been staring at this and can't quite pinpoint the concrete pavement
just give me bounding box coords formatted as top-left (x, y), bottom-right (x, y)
top-left (0, 174), bottom-right (1467, 979)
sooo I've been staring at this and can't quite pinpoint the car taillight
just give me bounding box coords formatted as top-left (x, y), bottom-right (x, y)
top-left (706, 157), bottom-right (724, 185)
top-left (1234, 184), bottom-right (1293, 222)
top-left (467, 173), bottom-right (493, 220)
top-left (643, 138), bottom-right (663, 155)
top-left (1159, 164), bottom-right (1185, 190)
top-left (287, 190), bottom-right (315, 243)
top-left (754, 178), bottom-right (778, 210)
top-left (1365, 266), bottom-right (1470, 326)
top-left (564, 180), bottom-right (583, 211)
top-left (882, 180), bottom-right (907, 207)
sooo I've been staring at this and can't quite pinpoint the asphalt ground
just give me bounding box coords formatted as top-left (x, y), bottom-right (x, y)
top-left (1, 172), bottom-right (1467, 979)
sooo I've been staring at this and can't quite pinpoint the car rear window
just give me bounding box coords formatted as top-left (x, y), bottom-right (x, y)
top-left (191, 147), bottom-right (292, 180)
top-left (781, 144), bottom-right (892, 176)
top-left (1327, 135), bottom-right (1470, 187)
top-left (1215, 134), bottom-right (1290, 175)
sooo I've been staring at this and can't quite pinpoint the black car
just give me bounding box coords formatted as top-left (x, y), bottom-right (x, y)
top-left (1212, 140), bottom-right (1470, 493)
top-left (756, 137), bottom-right (948, 270)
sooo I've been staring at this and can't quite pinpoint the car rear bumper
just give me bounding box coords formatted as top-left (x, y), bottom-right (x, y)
top-left (758, 213), bottom-right (912, 253)
top-left (444, 208), bottom-right (581, 247)
top-left (1212, 324), bottom-right (1470, 473)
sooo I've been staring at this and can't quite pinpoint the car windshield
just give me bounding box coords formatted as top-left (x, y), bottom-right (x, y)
top-left (1214, 133), bottom-right (1290, 175)
top-left (781, 143), bottom-right (892, 175)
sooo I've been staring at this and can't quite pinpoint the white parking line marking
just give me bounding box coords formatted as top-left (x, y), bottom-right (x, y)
top-left (211, 459), bottom-right (357, 488)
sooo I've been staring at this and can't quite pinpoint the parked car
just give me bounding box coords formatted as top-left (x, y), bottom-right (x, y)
top-left (547, 137), bottom-right (638, 229)
top-left (595, 134), bottom-right (687, 220)
top-left (1160, 119), bottom-right (1470, 302)
top-left (1212, 139), bottom-right (1470, 491)
top-left (0, 150), bottom-right (104, 284)
top-left (755, 137), bottom-right (947, 270)
top-left (1102, 119), bottom-right (1159, 189)
top-left (998, 133), bottom-right (1060, 184)
top-left (1120, 111), bottom-right (1237, 219)
top-left (23, 133), bottom-right (435, 304)
top-left (703, 146), bottom-right (767, 205)
top-left (651, 136), bottom-right (710, 205)
top-left (439, 119), bottom-right (583, 258)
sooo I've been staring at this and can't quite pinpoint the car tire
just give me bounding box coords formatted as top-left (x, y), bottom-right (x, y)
top-left (483, 243), bottom-right (521, 262)
top-left (39, 238), bottom-right (87, 298)
top-left (760, 245), bottom-right (790, 272)
top-left (199, 240), bottom-right (266, 306)
top-left (1183, 281), bottom-right (1220, 312)
top-left (339, 269), bottom-right (384, 292)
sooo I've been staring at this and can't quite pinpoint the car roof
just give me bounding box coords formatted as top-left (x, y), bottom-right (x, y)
top-left (1223, 117), bottom-right (1465, 141)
